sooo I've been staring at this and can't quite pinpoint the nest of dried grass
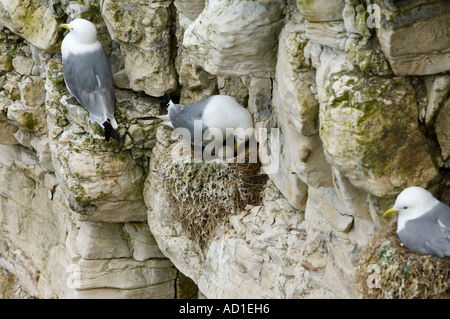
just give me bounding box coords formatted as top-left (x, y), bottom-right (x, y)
top-left (155, 144), bottom-right (267, 250)
top-left (359, 223), bottom-right (450, 299)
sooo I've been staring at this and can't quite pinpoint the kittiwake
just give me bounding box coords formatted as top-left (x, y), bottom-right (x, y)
top-left (384, 186), bottom-right (450, 257)
top-left (140, 95), bottom-right (254, 150)
top-left (61, 18), bottom-right (120, 142)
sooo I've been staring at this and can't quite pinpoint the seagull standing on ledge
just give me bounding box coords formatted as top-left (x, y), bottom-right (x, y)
top-left (61, 19), bottom-right (121, 142)
top-left (384, 186), bottom-right (450, 257)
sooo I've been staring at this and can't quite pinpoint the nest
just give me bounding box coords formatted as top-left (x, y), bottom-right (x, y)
top-left (359, 223), bottom-right (450, 299)
top-left (155, 143), bottom-right (267, 250)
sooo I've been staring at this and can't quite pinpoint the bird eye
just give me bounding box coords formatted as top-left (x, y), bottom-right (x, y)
top-left (403, 206), bottom-right (408, 209)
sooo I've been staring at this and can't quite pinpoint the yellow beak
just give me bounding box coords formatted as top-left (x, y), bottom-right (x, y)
top-left (60, 24), bottom-right (70, 30)
top-left (383, 208), bottom-right (399, 218)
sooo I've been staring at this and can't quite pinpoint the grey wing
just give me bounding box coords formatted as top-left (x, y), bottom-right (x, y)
top-left (402, 203), bottom-right (450, 257)
top-left (170, 99), bottom-right (210, 143)
top-left (436, 203), bottom-right (450, 240)
top-left (438, 220), bottom-right (450, 240)
top-left (63, 48), bottom-right (115, 122)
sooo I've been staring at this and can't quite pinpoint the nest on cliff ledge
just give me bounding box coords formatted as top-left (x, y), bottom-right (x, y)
top-left (155, 144), bottom-right (267, 250)
top-left (359, 223), bottom-right (450, 299)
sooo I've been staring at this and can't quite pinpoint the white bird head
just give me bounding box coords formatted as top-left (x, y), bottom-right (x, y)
top-left (384, 186), bottom-right (440, 228)
top-left (61, 19), bottom-right (98, 45)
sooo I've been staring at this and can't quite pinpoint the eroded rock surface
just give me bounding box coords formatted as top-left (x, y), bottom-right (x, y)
top-left (0, 0), bottom-right (449, 299)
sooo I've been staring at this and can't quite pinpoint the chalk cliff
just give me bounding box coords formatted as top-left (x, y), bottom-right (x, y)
top-left (0, 0), bottom-right (449, 298)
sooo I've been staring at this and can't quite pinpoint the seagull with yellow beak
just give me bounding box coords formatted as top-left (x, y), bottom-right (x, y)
top-left (384, 186), bottom-right (450, 257)
top-left (60, 19), bottom-right (120, 142)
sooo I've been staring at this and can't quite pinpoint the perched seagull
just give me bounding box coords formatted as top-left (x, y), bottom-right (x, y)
top-left (140, 95), bottom-right (254, 150)
top-left (384, 186), bottom-right (450, 257)
top-left (60, 18), bottom-right (120, 142)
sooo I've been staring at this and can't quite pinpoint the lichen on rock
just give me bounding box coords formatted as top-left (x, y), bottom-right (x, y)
top-left (320, 70), bottom-right (440, 197)
top-left (345, 36), bottom-right (393, 76)
top-left (0, 0), bottom-right (62, 52)
top-left (1, 0), bottom-right (450, 300)
top-left (101, 0), bottom-right (178, 96)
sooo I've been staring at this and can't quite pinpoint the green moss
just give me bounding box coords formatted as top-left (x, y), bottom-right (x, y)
top-left (47, 60), bottom-right (65, 85)
top-left (300, 148), bottom-right (311, 163)
top-left (22, 3), bottom-right (42, 40)
top-left (21, 112), bottom-right (37, 131)
top-left (117, 152), bottom-right (129, 163)
top-left (0, 55), bottom-right (13, 74)
top-left (78, 0), bottom-right (103, 22)
top-left (67, 176), bottom-right (87, 203)
top-left (345, 37), bottom-right (393, 76)
top-left (7, 85), bottom-right (21, 101)
top-left (287, 31), bottom-right (309, 70)
top-left (379, 242), bottom-right (396, 263)
top-left (96, 190), bottom-right (109, 200)
top-left (93, 122), bottom-right (105, 136)
top-left (98, 166), bottom-right (107, 178)
top-left (322, 70), bottom-right (424, 179)
top-left (297, 0), bottom-right (315, 14)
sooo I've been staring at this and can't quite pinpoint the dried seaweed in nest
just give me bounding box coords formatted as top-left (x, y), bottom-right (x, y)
top-left (359, 223), bottom-right (450, 299)
top-left (155, 146), bottom-right (267, 250)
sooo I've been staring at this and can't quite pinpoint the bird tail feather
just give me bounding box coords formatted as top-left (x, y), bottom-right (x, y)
top-left (103, 120), bottom-right (121, 142)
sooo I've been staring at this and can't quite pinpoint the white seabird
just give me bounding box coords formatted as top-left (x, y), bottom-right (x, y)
top-left (140, 95), bottom-right (254, 150)
top-left (384, 186), bottom-right (450, 257)
top-left (61, 19), bottom-right (120, 142)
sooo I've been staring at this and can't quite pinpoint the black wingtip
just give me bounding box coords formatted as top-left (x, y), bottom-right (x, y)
top-left (164, 92), bottom-right (181, 105)
top-left (103, 120), bottom-right (121, 143)
top-left (162, 93), bottom-right (172, 108)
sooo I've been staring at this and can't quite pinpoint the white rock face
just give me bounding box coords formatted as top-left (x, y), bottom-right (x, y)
top-left (102, 0), bottom-right (178, 96)
top-left (272, 9), bottom-right (333, 193)
top-left (183, 0), bottom-right (286, 76)
top-left (124, 222), bottom-right (167, 261)
top-left (375, 0), bottom-right (450, 75)
top-left (0, 30), bottom-right (193, 298)
top-left (296, 0), bottom-right (345, 22)
top-left (174, 0), bottom-right (205, 20)
top-left (146, 159), bottom-right (313, 298)
top-left (435, 97), bottom-right (450, 163)
top-left (76, 222), bottom-right (133, 259)
top-left (0, 0), bottom-right (61, 52)
top-left (49, 135), bottom-right (148, 222)
top-left (146, 142), bottom-right (375, 297)
top-left (1, 0), bottom-right (449, 300)
top-left (66, 256), bottom-right (177, 298)
top-left (424, 75), bottom-right (450, 126)
top-left (319, 71), bottom-right (440, 197)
